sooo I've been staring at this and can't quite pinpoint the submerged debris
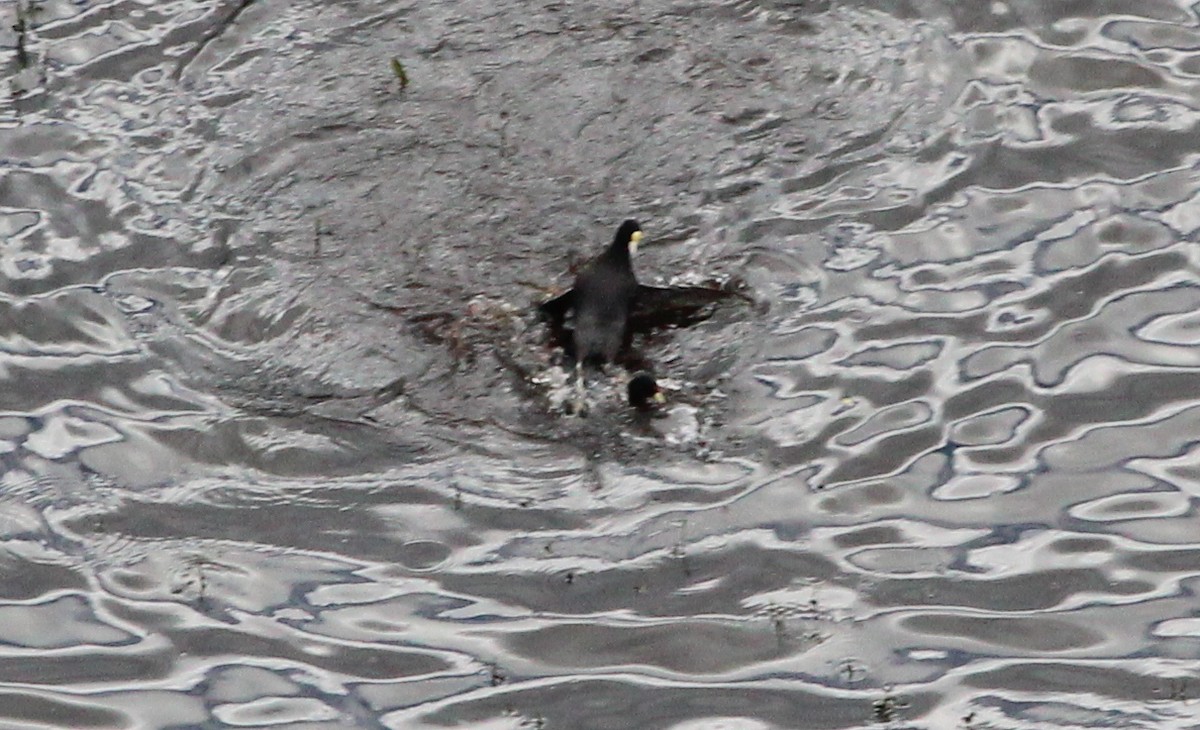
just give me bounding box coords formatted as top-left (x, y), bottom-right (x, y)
top-left (14, 9), bottom-right (29, 69)
top-left (10, 0), bottom-right (46, 94)
top-left (390, 58), bottom-right (409, 89)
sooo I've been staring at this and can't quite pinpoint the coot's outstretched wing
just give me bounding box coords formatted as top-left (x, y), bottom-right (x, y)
top-left (628, 284), bottom-right (742, 332)
top-left (537, 288), bottom-right (576, 359)
top-left (537, 289), bottom-right (574, 328)
top-left (540, 282), bottom-right (745, 335)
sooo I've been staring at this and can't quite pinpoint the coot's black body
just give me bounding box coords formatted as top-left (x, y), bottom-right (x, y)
top-left (571, 219), bottom-right (642, 368)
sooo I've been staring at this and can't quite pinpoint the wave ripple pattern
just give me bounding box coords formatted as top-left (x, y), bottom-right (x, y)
top-left (4, 0), bottom-right (1200, 728)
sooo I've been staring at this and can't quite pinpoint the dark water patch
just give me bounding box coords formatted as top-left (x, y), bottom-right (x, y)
top-left (874, 568), bottom-right (1152, 612)
top-left (0, 555), bottom-right (88, 600)
top-left (1031, 55), bottom-right (1166, 93)
top-left (902, 613), bottom-right (1103, 652)
top-left (964, 661), bottom-right (1185, 702)
top-left (0, 690), bottom-right (129, 729)
top-left (0, 646), bottom-right (173, 685)
top-left (506, 620), bottom-right (797, 673)
top-left (409, 678), bottom-right (936, 730)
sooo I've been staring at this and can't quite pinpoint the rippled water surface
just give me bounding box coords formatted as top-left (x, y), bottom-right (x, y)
top-left (6, 0), bottom-right (1200, 727)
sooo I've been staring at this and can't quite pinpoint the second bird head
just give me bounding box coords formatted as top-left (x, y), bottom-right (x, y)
top-left (628, 372), bottom-right (666, 410)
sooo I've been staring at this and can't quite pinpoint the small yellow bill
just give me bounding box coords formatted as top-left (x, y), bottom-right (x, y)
top-left (629, 230), bottom-right (644, 254)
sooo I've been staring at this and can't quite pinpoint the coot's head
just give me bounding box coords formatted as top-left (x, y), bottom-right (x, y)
top-left (627, 372), bottom-right (666, 410)
top-left (614, 219), bottom-right (644, 255)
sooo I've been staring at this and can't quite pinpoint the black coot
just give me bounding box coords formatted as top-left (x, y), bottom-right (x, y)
top-left (627, 372), bottom-right (666, 410)
top-left (571, 219), bottom-right (642, 368)
top-left (567, 219), bottom-right (642, 414)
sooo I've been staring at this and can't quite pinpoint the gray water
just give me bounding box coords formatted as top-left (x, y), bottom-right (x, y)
top-left (3, 0), bottom-right (1200, 727)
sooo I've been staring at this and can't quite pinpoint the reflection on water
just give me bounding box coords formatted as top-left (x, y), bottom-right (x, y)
top-left (5, 0), bottom-right (1200, 726)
